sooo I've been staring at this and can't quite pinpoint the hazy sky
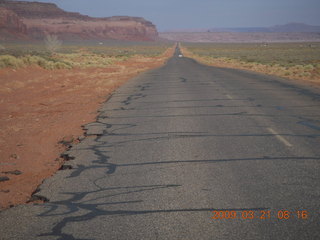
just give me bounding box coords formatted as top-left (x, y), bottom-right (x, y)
top-left (34, 0), bottom-right (320, 31)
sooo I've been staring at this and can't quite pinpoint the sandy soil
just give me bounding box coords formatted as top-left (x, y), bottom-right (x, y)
top-left (181, 47), bottom-right (320, 86)
top-left (0, 48), bottom-right (173, 210)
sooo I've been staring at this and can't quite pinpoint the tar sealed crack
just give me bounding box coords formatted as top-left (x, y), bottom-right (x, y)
top-left (60, 153), bottom-right (75, 161)
top-left (28, 194), bottom-right (49, 203)
top-left (59, 165), bottom-right (73, 170)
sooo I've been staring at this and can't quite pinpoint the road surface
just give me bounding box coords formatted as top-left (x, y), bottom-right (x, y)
top-left (1, 47), bottom-right (320, 239)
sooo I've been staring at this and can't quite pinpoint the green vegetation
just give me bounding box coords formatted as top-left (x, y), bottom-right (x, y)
top-left (0, 41), bottom-right (171, 69)
top-left (183, 42), bottom-right (320, 81)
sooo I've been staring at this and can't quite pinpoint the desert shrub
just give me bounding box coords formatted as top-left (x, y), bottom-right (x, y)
top-left (304, 64), bottom-right (314, 71)
top-left (44, 62), bottom-right (56, 70)
top-left (302, 72), bottom-right (312, 77)
top-left (53, 52), bottom-right (117, 68)
top-left (22, 55), bottom-right (47, 65)
top-left (284, 71), bottom-right (291, 76)
top-left (37, 60), bottom-right (71, 70)
top-left (0, 55), bottom-right (24, 68)
top-left (53, 62), bottom-right (71, 69)
top-left (0, 54), bottom-right (73, 70)
top-left (290, 65), bottom-right (304, 73)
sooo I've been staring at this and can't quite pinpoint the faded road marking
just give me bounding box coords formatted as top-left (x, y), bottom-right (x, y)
top-left (226, 94), bottom-right (234, 100)
top-left (267, 128), bottom-right (293, 147)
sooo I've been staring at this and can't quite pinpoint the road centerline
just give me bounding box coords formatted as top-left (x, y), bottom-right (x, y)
top-left (226, 94), bottom-right (234, 100)
top-left (267, 128), bottom-right (293, 147)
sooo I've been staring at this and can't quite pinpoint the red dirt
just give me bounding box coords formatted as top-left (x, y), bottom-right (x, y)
top-left (0, 49), bottom-right (173, 210)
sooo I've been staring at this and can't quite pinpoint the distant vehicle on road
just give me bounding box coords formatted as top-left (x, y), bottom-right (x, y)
top-left (178, 54), bottom-right (183, 57)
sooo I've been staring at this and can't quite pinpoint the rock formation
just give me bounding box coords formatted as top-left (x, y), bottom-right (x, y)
top-left (0, 7), bottom-right (28, 40)
top-left (0, 0), bottom-right (158, 41)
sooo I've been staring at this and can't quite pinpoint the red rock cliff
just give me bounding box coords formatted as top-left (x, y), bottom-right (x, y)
top-left (0, 1), bottom-right (158, 41)
top-left (0, 7), bottom-right (28, 40)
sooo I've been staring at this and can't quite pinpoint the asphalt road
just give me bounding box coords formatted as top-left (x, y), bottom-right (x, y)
top-left (1, 47), bottom-right (320, 240)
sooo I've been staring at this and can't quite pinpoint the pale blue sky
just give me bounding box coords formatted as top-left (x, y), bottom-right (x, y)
top-left (34, 0), bottom-right (320, 31)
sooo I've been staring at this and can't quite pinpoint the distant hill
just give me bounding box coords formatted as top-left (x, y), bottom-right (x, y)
top-left (159, 32), bottom-right (320, 43)
top-left (161, 23), bottom-right (320, 43)
top-left (0, 0), bottom-right (158, 41)
top-left (268, 23), bottom-right (320, 33)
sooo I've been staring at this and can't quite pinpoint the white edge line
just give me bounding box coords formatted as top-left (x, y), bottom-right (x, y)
top-left (267, 128), bottom-right (293, 147)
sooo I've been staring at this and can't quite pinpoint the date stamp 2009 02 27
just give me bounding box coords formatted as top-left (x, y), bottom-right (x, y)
top-left (211, 210), bottom-right (309, 220)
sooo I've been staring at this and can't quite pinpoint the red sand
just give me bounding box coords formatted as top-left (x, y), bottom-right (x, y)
top-left (0, 49), bottom-right (173, 210)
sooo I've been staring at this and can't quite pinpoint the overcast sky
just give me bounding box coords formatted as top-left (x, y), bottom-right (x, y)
top-left (33, 0), bottom-right (320, 31)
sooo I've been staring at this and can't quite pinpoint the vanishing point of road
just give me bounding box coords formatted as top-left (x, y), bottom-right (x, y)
top-left (1, 47), bottom-right (319, 239)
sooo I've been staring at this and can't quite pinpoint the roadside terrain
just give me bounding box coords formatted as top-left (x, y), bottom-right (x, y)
top-left (181, 42), bottom-right (320, 86)
top-left (160, 32), bottom-right (320, 43)
top-left (0, 47), bottom-right (319, 239)
top-left (0, 43), bottom-right (173, 209)
top-left (160, 23), bottom-right (320, 43)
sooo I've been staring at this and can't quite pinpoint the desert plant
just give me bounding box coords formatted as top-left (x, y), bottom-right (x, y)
top-left (22, 55), bottom-right (46, 65)
top-left (44, 34), bottom-right (62, 53)
top-left (54, 62), bottom-right (72, 69)
top-left (0, 55), bottom-right (24, 68)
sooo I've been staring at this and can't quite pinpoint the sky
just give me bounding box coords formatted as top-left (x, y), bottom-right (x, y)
top-left (32, 0), bottom-right (320, 31)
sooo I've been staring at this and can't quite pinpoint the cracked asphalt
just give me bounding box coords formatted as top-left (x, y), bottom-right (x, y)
top-left (0, 47), bottom-right (320, 239)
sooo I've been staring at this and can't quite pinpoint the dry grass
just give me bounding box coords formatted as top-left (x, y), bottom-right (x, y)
top-left (0, 41), bottom-right (171, 70)
top-left (182, 42), bottom-right (320, 84)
